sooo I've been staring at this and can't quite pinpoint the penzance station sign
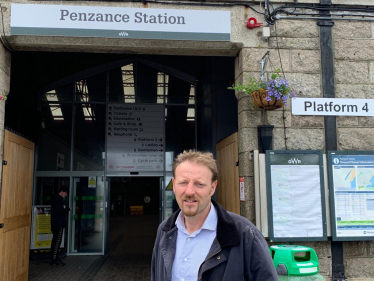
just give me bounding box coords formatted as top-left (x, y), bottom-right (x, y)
top-left (292, 98), bottom-right (374, 117)
top-left (10, 3), bottom-right (231, 41)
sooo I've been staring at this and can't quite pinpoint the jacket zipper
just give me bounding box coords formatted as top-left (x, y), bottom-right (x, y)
top-left (197, 249), bottom-right (221, 281)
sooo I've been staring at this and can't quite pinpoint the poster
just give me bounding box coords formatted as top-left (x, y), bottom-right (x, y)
top-left (329, 152), bottom-right (374, 240)
top-left (266, 151), bottom-right (327, 242)
top-left (30, 205), bottom-right (64, 249)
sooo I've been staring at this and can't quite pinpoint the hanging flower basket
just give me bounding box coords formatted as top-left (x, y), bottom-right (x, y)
top-left (228, 69), bottom-right (295, 111)
top-left (251, 90), bottom-right (284, 110)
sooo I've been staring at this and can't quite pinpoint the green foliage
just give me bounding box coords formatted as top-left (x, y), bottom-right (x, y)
top-left (228, 76), bottom-right (267, 94)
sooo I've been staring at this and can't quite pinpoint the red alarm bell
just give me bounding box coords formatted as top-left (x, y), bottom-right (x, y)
top-left (246, 17), bottom-right (263, 29)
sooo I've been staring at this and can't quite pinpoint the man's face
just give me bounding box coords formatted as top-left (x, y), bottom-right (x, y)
top-left (172, 161), bottom-right (217, 218)
top-left (60, 191), bottom-right (68, 198)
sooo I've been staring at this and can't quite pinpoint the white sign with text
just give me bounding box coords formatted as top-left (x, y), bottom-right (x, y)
top-left (292, 98), bottom-right (374, 116)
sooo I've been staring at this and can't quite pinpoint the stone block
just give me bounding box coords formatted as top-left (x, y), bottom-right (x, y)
top-left (239, 48), bottom-right (290, 72)
top-left (335, 39), bottom-right (374, 60)
top-left (285, 128), bottom-right (325, 150)
top-left (239, 152), bottom-right (254, 177)
top-left (333, 21), bottom-right (371, 39)
top-left (291, 115), bottom-right (324, 127)
top-left (318, 258), bottom-right (331, 277)
top-left (230, 6), bottom-right (268, 48)
top-left (242, 176), bottom-right (255, 201)
top-left (359, 117), bottom-right (374, 127)
top-left (273, 128), bottom-right (286, 150)
top-left (240, 199), bottom-right (255, 223)
top-left (238, 95), bottom-right (252, 113)
top-left (345, 241), bottom-right (367, 257)
top-left (270, 20), bottom-right (319, 38)
top-left (268, 37), bottom-right (320, 50)
top-left (0, 71), bottom-right (10, 94)
top-left (238, 127), bottom-right (258, 153)
top-left (336, 84), bottom-right (371, 99)
top-left (345, 258), bottom-right (374, 278)
top-left (338, 128), bottom-right (374, 150)
top-left (238, 111), bottom-right (265, 129)
top-left (267, 110), bottom-right (291, 127)
top-left (369, 62), bottom-right (374, 84)
top-left (368, 241), bottom-right (374, 256)
top-left (337, 116), bottom-right (358, 127)
top-left (335, 61), bottom-right (369, 84)
top-left (286, 73), bottom-right (321, 97)
top-left (0, 45), bottom-right (11, 76)
top-left (291, 50), bottom-right (321, 73)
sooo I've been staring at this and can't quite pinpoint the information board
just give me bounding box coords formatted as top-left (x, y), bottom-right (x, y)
top-left (328, 151), bottom-right (374, 241)
top-left (266, 150), bottom-right (327, 242)
top-left (30, 205), bottom-right (65, 249)
top-left (106, 104), bottom-right (165, 174)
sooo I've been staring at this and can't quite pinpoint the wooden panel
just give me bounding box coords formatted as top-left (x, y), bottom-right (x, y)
top-left (216, 132), bottom-right (239, 214)
top-left (0, 130), bottom-right (34, 281)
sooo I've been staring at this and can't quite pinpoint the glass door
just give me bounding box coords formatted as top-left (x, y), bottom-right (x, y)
top-left (69, 176), bottom-right (105, 254)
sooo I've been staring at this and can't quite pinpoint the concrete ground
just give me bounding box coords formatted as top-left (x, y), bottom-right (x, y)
top-left (29, 215), bottom-right (159, 281)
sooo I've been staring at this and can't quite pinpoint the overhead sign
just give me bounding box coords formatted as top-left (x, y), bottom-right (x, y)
top-left (10, 4), bottom-right (231, 41)
top-left (266, 150), bottom-right (327, 242)
top-left (328, 151), bottom-right (374, 241)
top-left (106, 104), bottom-right (165, 173)
top-left (292, 98), bottom-right (374, 116)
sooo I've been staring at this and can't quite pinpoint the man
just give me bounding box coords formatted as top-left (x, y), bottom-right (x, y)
top-left (50, 186), bottom-right (71, 266)
top-left (151, 150), bottom-right (278, 281)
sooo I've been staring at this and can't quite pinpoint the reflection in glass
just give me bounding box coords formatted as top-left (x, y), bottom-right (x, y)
top-left (37, 104), bottom-right (72, 171)
top-left (73, 104), bottom-right (105, 171)
top-left (75, 72), bottom-right (106, 102)
top-left (70, 177), bottom-right (104, 253)
top-left (35, 177), bottom-right (70, 205)
top-left (109, 64), bottom-right (135, 103)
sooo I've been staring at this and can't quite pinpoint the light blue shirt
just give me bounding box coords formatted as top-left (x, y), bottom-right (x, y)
top-left (171, 203), bottom-right (217, 281)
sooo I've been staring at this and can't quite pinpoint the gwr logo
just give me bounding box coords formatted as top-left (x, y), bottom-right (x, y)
top-left (288, 158), bottom-right (301, 164)
top-left (119, 31), bottom-right (129, 36)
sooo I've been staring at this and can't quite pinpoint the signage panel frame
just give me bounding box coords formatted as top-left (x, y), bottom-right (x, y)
top-left (266, 150), bottom-right (327, 242)
top-left (10, 3), bottom-right (231, 41)
top-left (328, 151), bottom-right (374, 241)
top-left (292, 97), bottom-right (374, 117)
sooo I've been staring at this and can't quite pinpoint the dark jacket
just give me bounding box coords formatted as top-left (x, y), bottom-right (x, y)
top-left (51, 194), bottom-right (70, 230)
top-left (151, 200), bottom-right (278, 281)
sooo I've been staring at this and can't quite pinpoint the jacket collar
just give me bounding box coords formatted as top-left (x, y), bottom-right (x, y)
top-left (162, 199), bottom-right (240, 248)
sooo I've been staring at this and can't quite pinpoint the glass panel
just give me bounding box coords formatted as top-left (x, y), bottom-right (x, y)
top-left (37, 104), bottom-right (72, 171)
top-left (75, 72), bottom-right (106, 102)
top-left (166, 75), bottom-right (194, 105)
top-left (109, 64), bottom-right (135, 103)
top-left (39, 83), bottom-right (74, 102)
top-left (35, 177), bottom-right (70, 205)
top-left (165, 105), bottom-right (195, 162)
top-left (73, 104), bottom-right (106, 171)
top-left (70, 177), bottom-right (104, 253)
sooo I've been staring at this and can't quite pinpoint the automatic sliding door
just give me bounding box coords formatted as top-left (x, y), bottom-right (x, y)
top-left (70, 176), bottom-right (105, 254)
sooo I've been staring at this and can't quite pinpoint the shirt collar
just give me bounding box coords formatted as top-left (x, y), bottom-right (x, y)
top-left (175, 203), bottom-right (217, 232)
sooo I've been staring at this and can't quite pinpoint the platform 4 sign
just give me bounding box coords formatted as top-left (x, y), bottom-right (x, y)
top-left (292, 98), bottom-right (374, 117)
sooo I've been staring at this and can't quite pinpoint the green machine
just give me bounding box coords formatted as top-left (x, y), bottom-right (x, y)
top-left (270, 245), bottom-right (319, 276)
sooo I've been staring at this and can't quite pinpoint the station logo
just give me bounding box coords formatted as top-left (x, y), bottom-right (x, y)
top-left (288, 158), bottom-right (301, 164)
top-left (333, 158), bottom-right (340, 164)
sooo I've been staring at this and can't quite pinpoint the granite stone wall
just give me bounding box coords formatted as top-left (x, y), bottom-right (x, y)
top-left (235, 13), bottom-right (374, 280)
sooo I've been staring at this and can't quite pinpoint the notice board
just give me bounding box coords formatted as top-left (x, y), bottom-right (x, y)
top-left (328, 151), bottom-right (374, 241)
top-left (266, 150), bottom-right (327, 242)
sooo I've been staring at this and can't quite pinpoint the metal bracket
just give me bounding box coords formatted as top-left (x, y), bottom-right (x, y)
top-left (0, 223), bottom-right (4, 228)
top-left (2, 160), bottom-right (7, 165)
top-left (317, 20), bottom-right (335, 27)
top-left (235, 161), bottom-right (239, 166)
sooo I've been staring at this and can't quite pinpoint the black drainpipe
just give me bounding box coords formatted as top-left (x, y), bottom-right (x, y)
top-left (318, 0), bottom-right (346, 280)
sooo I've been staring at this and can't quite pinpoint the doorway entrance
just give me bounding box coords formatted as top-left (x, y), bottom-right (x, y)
top-left (108, 177), bottom-right (160, 257)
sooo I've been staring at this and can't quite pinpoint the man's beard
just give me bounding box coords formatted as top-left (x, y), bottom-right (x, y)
top-left (180, 197), bottom-right (199, 217)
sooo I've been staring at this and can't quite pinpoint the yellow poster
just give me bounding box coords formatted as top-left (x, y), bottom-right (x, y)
top-left (32, 206), bottom-right (53, 249)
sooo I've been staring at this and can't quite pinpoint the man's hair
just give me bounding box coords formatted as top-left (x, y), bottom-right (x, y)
top-left (58, 186), bottom-right (68, 193)
top-left (172, 150), bottom-right (218, 182)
